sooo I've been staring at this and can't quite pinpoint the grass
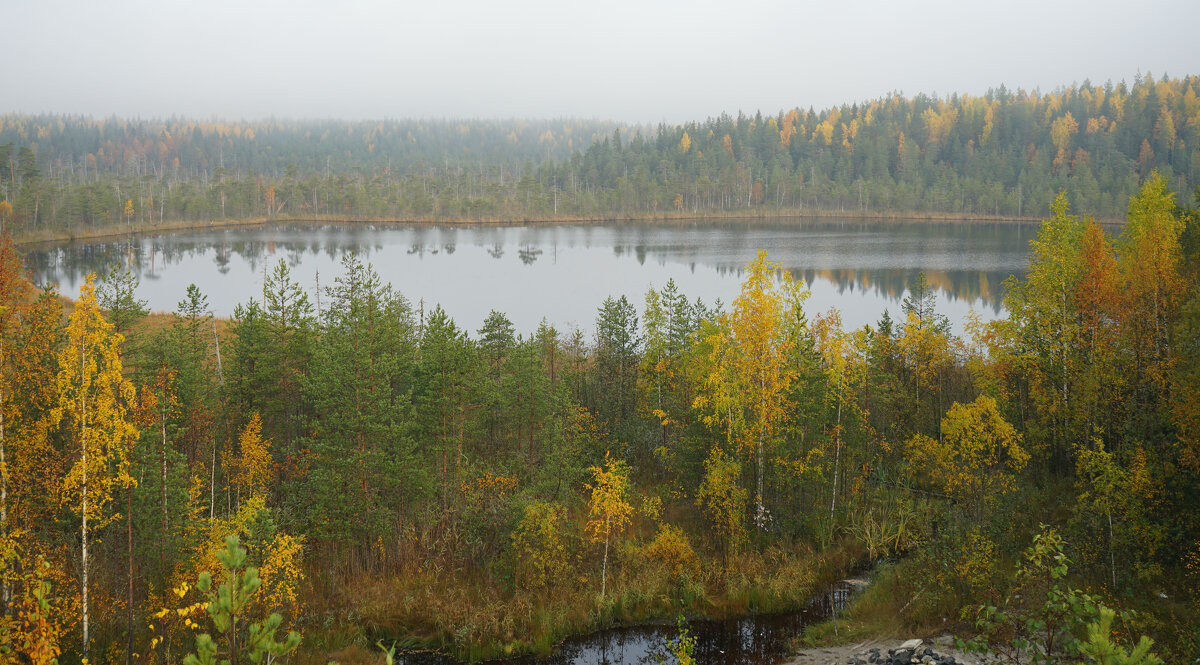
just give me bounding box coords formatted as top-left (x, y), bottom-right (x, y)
top-left (295, 538), bottom-right (864, 664)
top-left (797, 562), bottom-right (908, 649)
top-left (797, 548), bottom-right (993, 651)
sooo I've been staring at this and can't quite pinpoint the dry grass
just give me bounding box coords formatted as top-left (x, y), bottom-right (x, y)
top-left (294, 534), bottom-right (862, 664)
top-left (321, 644), bottom-right (383, 665)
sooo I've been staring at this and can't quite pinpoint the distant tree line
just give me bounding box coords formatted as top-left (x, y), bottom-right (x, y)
top-left (1, 73), bottom-right (1198, 231)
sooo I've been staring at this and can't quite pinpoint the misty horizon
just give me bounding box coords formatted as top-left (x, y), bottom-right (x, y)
top-left (2, 75), bottom-right (1179, 126)
top-left (8, 0), bottom-right (1200, 124)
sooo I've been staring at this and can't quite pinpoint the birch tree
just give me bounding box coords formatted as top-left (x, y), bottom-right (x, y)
top-left (52, 274), bottom-right (138, 659)
top-left (585, 453), bottom-right (632, 599)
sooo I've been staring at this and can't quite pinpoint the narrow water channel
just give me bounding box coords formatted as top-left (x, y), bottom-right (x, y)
top-left (391, 581), bottom-right (853, 665)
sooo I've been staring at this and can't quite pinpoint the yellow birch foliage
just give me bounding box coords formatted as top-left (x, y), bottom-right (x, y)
top-left (461, 471), bottom-right (518, 515)
top-left (960, 309), bottom-right (1010, 402)
top-left (692, 252), bottom-right (806, 527)
top-left (149, 495), bottom-right (257, 660)
top-left (898, 311), bottom-right (953, 396)
top-left (53, 273), bottom-right (138, 530)
top-left (924, 106), bottom-right (959, 145)
top-left (954, 528), bottom-right (999, 597)
top-left (586, 454), bottom-right (633, 547)
top-left (257, 532), bottom-right (305, 618)
top-left (0, 237), bottom-right (24, 554)
top-left (692, 318), bottom-right (745, 447)
top-left (1121, 172), bottom-right (1185, 389)
top-left (730, 251), bottom-right (795, 454)
top-left (696, 446), bottom-right (747, 558)
top-left (812, 310), bottom-right (872, 503)
top-left (812, 120), bottom-right (834, 146)
top-left (1, 243), bottom-right (64, 540)
top-left (146, 581), bottom-right (209, 662)
top-left (510, 500), bottom-right (569, 590)
top-left (906, 395), bottom-right (1028, 516)
top-left (729, 251), bottom-right (802, 524)
top-left (233, 413), bottom-right (273, 501)
top-left (192, 498), bottom-right (268, 583)
top-left (586, 453), bottom-right (633, 596)
top-left (642, 524), bottom-right (700, 580)
top-left (171, 495), bottom-right (304, 621)
top-left (812, 309), bottom-right (869, 412)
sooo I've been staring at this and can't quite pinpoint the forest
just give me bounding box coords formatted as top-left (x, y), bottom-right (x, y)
top-left (2, 73), bottom-right (1199, 236)
top-left (0, 170), bottom-right (1197, 665)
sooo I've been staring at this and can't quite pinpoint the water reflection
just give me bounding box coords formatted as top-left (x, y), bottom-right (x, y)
top-left (519, 245), bottom-right (543, 265)
top-left (24, 218), bottom-right (1055, 335)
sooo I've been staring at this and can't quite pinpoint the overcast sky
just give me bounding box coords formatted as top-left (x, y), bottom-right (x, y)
top-left (6, 0), bottom-right (1200, 124)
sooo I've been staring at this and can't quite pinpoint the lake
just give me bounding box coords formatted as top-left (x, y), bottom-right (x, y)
top-left (25, 218), bottom-right (1037, 336)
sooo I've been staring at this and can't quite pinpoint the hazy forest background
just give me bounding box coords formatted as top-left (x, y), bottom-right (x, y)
top-left (0, 73), bottom-right (1199, 665)
top-left (1, 73), bottom-right (1199, 234)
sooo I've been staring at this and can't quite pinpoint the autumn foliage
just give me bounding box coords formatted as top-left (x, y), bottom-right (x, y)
top-left (0, 166), bottom-right (1196, 661)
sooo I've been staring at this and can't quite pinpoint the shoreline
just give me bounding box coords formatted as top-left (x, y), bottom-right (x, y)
top-left (12, 207), bottom-right (1117, 248)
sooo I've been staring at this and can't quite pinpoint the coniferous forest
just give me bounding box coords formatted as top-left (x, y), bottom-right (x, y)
top-left (1, 73), bottom-right (1199, 235)
top-left (0, 77), bottom-right (1199, 665)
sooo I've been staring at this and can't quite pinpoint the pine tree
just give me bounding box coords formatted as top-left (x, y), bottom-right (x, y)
top-left (302, 256), bottom-right (420, 546)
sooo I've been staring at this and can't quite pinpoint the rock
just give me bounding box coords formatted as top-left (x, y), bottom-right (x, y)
top-left (899, 639), bottom-right (923, 651)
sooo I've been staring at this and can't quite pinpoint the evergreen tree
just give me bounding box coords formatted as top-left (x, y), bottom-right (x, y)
top-left (594, 295), bottom-right (640, 436)
top-left (300, 256), bottom-right (421, 547)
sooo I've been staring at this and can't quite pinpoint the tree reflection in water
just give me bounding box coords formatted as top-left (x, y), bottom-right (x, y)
top-left (24, 218), bottom-right (1068, 335)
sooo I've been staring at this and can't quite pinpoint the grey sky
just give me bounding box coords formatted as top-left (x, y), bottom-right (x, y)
top-left (6, 0), bottom-right (1200, 123)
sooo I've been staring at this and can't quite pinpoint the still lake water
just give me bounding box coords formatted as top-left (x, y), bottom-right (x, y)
top-left (26, 218), bottom-right (1037, 335)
